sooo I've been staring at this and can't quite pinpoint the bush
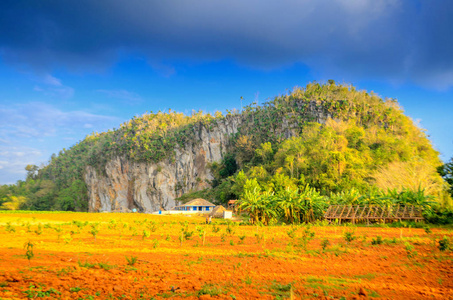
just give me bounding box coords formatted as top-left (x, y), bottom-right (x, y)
top-left (424, 207), bottom-right (453, 225)
top-left (438, 236), bottom-right (451, 251)
top-left (371, 236), bottom-right (383, 245)
top-left (344, 230), bottom-right (356, 243)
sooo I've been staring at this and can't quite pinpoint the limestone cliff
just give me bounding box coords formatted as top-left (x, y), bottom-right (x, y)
top-left (84, 116), bottom-right (241, 212)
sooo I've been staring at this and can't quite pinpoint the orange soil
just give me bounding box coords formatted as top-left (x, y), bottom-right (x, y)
top-left (0, 212), bottom-right (452, 299)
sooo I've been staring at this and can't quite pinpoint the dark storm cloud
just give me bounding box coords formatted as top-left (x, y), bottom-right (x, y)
top-left (1, 0), bottom-right (452, 87)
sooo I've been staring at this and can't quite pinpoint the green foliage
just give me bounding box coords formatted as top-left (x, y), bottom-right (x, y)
top-left (5, 222), bottom-right (15, 233)
top-left (404, 242), bottom-right (417, 258)
top-left (424, 206), bottom-right (453, 224)
top-left (438, 158), bottom-right (453, 198)
top-left (24, 240), bottom-right (34, 266)
top-left (371, 236), bottom-right (383, 245)
top-left (23, 284), bottom-right (60, 298)
top-left (299, 224), bottom-right (315, 250)
top-left (126, 256), bottom-right (138, 266)
top-left (90, 223), bottom-right (100, 240)
top-left (97, 262), bottom-right (115, 271)
top-left (78, 260), bottom-right (96, 268)
top-left (321, 238), bottom-right (330, 250)
top-left (438, 236), bottom-right (451, 251)
top-left (197, 283), bottom-right (225, 297)
top-left (344, 229), bottom-right (356, 243)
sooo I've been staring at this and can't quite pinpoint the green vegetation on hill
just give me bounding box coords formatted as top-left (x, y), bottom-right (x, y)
top-left (1, 81), bottom-right (452, 223)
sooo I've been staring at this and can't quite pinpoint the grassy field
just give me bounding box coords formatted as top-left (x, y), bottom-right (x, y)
top-left (0, 212), bottom-right (452, 299)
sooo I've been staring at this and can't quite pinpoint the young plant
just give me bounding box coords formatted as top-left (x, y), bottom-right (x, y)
top-left (438, 236), bottom-right (451, 251)
top-left (24, 240), bottom-right (34, 267)
top-left (90, 223), bottom-right (100, 241)
top-left (25, 222), bottom-right (32, 233)
top-left (34, 223), bottom-right (43, 236)
top-left (404, 242), bottom-right (417, 258)
top-left (142, 229), bottom-right (151, 240)
top-left (147, 221), bottom-right (157, 232)
top-left (299, 225), bottom-right (315, 250)
top-left (212, 224), bottom-right (221, 233)
top-left (78, 260), bottom-right (96, 268)
top-left (196, 226), bottom-right (207, 246)
top-left (344, 229), bottom-right (356, 243)
top-left (321, 238), bottom-right (331, 251)
top-left (72, 220), bottom-right (88, 230)
top-left (226, 222), bottom-right (236, 236)
top-left (179, 225), bottom-right (194, 246)
top-left (238, 235), bottom-right (246, 244)
top-left (371, 236), bottom-right (383, 245)
top-left (286, 226), bottom-right (298, 240)
top-left (108, 219), bottom-right (117, 230)
top-left (5, 222), bottom-right (15, 233)
top-left (53, 225), bottom-right (63, 241)
top-left (97, 262), bottom-right (115, 271)
top-left (125, 256), bottom-right (138, 266)
top-left (221, 233), bottom-right (227, 243)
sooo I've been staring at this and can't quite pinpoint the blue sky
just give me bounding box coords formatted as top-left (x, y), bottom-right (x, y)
top-left (0, 0), bottom-right (452, 184)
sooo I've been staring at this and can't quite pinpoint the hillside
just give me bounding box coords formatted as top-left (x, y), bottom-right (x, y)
top-left (0, 82), bottom-right (449, 215)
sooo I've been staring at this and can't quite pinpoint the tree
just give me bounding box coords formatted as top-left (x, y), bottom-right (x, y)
top-left (235, 135), bottom-right (255, 167)
top-left (0, 196), bottom-right (26, 210)
top-left (438, 158), bottom-right (453, 197)
top-left (373, 159), bottom-right (443, 196)
top-left (25, 165), bottom-right (39, 180)
top-left (55, 180), bottom-right (88, 211)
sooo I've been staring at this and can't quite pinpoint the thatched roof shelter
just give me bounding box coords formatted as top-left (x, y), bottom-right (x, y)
top-left (184, 198), bottom-right (216, 207)
top-left (209, 205), bottom-right (227, 218)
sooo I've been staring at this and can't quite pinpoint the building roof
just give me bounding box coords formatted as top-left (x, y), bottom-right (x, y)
top-left (209, 205), bottom-right (227, 218)
top-left (182, 198), bottom-right (216, 207)
top-left (228, 200), bottom-right (238, 205)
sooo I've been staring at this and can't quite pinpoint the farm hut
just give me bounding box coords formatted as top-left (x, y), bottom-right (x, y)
top-left (227, 200), bottom-right (238, 212)
top-left (209, 205), bottom-right (227, 218)
top-left (173, 198), bottom-right (215, 213)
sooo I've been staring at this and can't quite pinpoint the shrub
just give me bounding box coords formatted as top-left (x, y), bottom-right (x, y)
top-left (321, 238), bottom-right (330, 250)
top-left (371, 236), bottom-right (383, 245)
top-left (344, 230), bottom-right (356, 243)
top-left (126, 256), bottom-right (138, 266)
top-left (438, 236), bottom-right (451, 251)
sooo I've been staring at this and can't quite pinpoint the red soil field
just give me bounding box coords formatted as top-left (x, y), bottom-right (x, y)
top-left (0, 212), bottom-right (452, 299)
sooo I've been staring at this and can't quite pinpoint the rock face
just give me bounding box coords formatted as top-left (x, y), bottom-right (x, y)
top-left (84, 101), bottom-right (332, 212)
top-left (84, 116), bottom-right (241, 212)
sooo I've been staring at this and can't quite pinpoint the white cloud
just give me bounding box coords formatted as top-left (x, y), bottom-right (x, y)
top-left (33, 74), bottom-right (75, 99)
top-left (0, 102), bottom-right (117, 140)
top-left (43, 74), bottom-right (62, 86)
top-left (97, 89), bottom-right (143, 104)
top-left (0, 102), bottom-right (120, 184)
top-left (0, 145), bottom-right (43, 184)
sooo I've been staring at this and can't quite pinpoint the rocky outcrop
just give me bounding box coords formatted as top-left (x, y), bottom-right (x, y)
top-left (84, 116), bottom-right (241, 212)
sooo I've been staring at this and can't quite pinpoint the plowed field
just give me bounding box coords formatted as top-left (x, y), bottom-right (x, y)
top-left (0, 212), bottom-right (452, 299)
